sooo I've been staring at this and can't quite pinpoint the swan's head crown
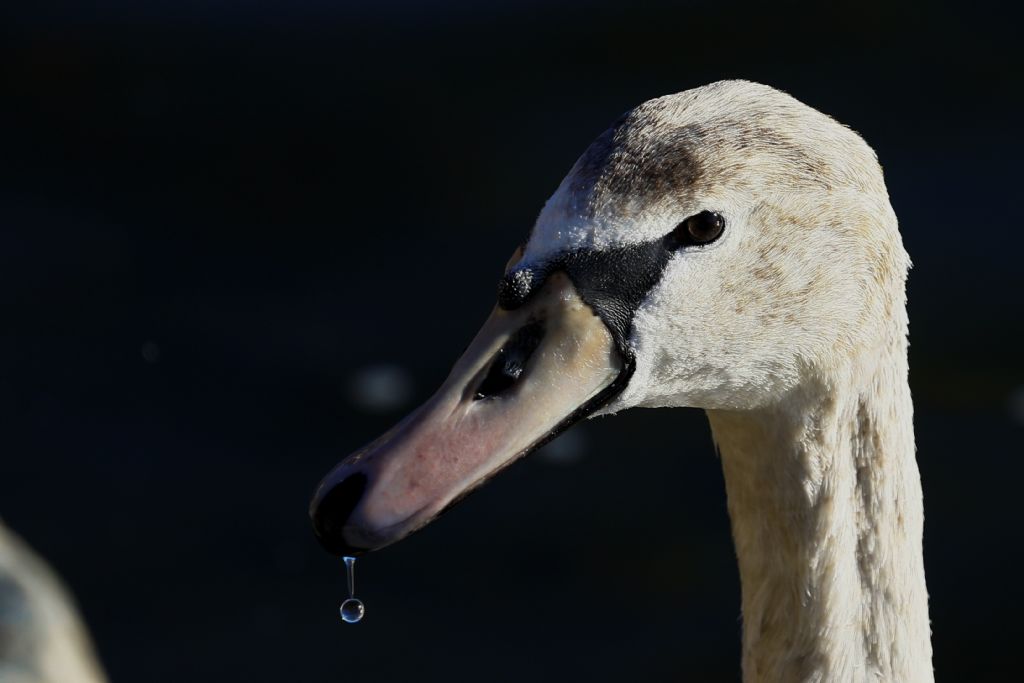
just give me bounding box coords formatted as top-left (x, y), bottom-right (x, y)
top-left (520, 79), bottom-right (909, 411)
top-left (309, 80), bottom-right (911, 557)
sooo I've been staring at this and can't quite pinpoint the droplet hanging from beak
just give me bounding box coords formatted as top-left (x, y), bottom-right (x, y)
top-left (339, 556), bottom-right (365, 624)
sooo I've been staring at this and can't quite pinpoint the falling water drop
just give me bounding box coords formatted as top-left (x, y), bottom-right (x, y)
top-left (340, 598), bottom-right (365, 623)
top-left (339, 556), bottom-right (365, 623)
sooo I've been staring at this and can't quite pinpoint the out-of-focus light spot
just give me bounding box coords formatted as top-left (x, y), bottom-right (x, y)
top-left (537, 428), bottom-right (587, 465)
top-left (346, 364), bottom-right (415, 414)
top-left (141, 341), bottom-right (161, 363)
top-left (1009, 386), bottom-right (1024, 425)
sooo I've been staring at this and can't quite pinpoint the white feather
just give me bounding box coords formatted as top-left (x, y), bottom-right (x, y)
top-left (524, 80), bottom-right (932, 683)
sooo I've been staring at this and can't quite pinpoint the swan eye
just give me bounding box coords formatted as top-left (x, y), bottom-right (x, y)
top-left (666, 210), bottom-right (725, 249)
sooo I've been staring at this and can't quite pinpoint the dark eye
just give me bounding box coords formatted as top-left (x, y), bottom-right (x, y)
top-left (665, 210), bottom-right (726, 250)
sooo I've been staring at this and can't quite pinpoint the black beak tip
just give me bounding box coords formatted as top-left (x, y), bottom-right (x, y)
top-left (310, 472), bottom-right (371, 556)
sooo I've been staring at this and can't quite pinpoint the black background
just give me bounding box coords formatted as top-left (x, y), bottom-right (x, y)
top-left (1, 1), bottom-right (1021, 681)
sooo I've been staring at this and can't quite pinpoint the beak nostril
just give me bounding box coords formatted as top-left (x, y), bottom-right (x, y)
top-left (474, 320), bottom-right (546, 400)
top-left (311, 472), bottom-right (368, 556)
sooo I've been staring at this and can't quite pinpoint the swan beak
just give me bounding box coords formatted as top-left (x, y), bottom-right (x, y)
top-left (309, 271), bottom-right (622, 555)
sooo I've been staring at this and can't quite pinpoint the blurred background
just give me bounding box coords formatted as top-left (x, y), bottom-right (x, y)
top-left (1, 0), bottom-right (1020, 681)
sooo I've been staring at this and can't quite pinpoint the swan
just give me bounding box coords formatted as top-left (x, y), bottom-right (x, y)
top-left (310, 80), bottom-right (932, 682)
top-left (0, 521), bottom-right (107, 683)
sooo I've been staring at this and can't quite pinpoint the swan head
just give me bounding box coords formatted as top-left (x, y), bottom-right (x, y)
top-left (310, 80), bottom-right (909, 555)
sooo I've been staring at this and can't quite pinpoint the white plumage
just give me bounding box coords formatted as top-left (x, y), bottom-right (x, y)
top-left (0, 522), bottom-right (107, 683)
top-left (310, 79), bottom-right (934, 682)
top-left (536, 81), bottom-right (933, 682)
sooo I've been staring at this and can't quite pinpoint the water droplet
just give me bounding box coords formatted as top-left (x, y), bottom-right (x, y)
top-left (339, 556), bottom-right (365, 623)
top-left (340, 598), bottom-right (365, 623)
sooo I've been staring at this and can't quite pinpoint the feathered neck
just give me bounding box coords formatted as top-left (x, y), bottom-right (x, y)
top-left (706, 331), bottom-right (933, 682)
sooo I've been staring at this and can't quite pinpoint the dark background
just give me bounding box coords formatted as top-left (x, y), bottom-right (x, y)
top-left (1, 1), bottom-right (1021, 681)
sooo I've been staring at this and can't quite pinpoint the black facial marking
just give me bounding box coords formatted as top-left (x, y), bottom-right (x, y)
top-left (482, 217), bottom-right (707, 482)
top-left (495, 236), bottom-right (676, 364)
top-left (558, 241), bottom-right (672, 351)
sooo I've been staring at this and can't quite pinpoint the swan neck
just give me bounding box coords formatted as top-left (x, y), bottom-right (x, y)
top-left (706, 342), bottom-right (933, 682)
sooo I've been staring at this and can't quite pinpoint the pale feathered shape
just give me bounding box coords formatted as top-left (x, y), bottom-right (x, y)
top-left (0, 522), bottom-right (107, 683)
top-left (526, 80), bottom-right (932, 682)
top-left (307, 79), bottom-right (934, 682)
